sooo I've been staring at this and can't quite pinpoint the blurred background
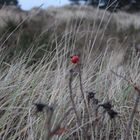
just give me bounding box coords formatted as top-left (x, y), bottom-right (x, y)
top-left (1, 0), bottom-right (140, 11)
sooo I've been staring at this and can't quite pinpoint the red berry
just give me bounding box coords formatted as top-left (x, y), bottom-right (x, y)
top-left (71, 55), bottom-right (79, 64)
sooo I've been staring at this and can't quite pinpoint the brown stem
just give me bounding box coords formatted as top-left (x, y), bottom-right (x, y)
top-left (78, 64), bottom-right (93, 138)
top-left (77, 64), bottom-right (89, 115)
top-left (69, 69), bottom-right (89, 140)
top-left (111, 70), bottom-right (134, 86)
top-left (125, 92), bottom-right (140, 140)
top-left (111, 70), bottom-right (140, 140)
top-left (69, 69), bottom-right (81, 126)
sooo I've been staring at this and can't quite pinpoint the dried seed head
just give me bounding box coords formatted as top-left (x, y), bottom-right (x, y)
top-left (93, 99), bottom-right (99, 105)
top-left (87, 92), bottom-right (99, 104)
top-left (107, 109), bottom-right (118, 119)
top-left (100, 102), bottom-right (112, 110)
top-left (34, 103), bottom-right (46, 112)
top-left (88, 92), bottom-right (96, 99)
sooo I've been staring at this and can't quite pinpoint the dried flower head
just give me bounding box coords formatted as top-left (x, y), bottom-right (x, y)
top-left (88, 92), bottom-right (96, 99)
top-left (87, 91), bottom-right (99, 104)
top-left (34, 103), bottom-right (46, 112)
top-left (107, 109), bottom-right (118, 119)
top-left (100, 102), bottom-right (112, 110)
top-left (99, 102), bottom-right (118, 119)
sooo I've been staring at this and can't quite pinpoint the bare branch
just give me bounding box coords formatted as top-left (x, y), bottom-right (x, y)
top-left (111, 70), bottom-right (132, 85)
top-left (111, 70), bottom-right (140, 140)
top-left (77, 64), bottom-right (90, 116)
top-left (69, 69), bottom-right (81, 127)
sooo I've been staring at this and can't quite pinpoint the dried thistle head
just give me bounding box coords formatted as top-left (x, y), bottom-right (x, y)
top-left (87, 92), bottom-right (96, 99)
top-left (99, 102), bottom-right (118, 119)
top-left (107, 109), bottom-right (118, 119)
top-left (87, 91), bottom-right (99, 104)
top-left (99, 102), bottom-right (112, 110)
top-left (34, 103), bottom-right (46, 112)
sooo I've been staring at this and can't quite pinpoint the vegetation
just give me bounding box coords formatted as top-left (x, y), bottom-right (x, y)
top-left (69, 0), bottom-right (80, 5)
top-left (0, 5), bottom-right (140, 140)
top-left (69, 0), bottom-right (140, 9)
top-left (0, 0), bottom-right (18, 6)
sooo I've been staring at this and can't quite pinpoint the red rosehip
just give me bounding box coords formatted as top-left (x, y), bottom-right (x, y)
top-left (71, 55), bottom-right (79, 64)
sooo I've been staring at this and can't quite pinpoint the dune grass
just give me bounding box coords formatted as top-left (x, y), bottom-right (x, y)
top-left (0, 5), bottom-right (140, 140)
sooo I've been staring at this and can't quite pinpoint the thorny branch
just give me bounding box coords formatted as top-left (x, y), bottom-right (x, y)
top-left (69, 69), bottom-right (88, 139)
top-left (77, 64), bottom-right (90, 116)
top-left (69, 69), bottom-right (81, 127)
top-left (111, 70), bottom-right (140, 140)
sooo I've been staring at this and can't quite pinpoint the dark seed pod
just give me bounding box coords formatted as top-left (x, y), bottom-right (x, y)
top-left (69, 69), bottom-right (74, 73)
top-left (100, 102), bottom-right (112, 110)
top-left (87, 92), bottom-right (100, 105)
top-left (107, 109), bottom-right (118, 119)
top-left (88, 92), bottom-right (96, 99)
top-left (34, 103), bottom-right (46, 112)
top-left (93, 98), bottom-right (99, 105)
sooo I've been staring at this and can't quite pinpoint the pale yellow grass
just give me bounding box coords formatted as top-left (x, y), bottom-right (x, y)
top-left (0, 5), bottom-right (140, 140)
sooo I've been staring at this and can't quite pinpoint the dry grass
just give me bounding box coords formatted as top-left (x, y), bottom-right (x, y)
top-left (0, 5), bottom-right (140, 140)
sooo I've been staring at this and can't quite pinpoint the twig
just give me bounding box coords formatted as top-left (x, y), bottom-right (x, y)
top-left (111, 70), bottom-right (134, 85)
top-left (69, 69), bottom-right (81, 127)
top-left (125, 93), bottom-right (140, 140)
top-left (77, 64), bottom-right (90, 115)
top-left (69, 69), bottom-right (89, 140)
top-left (111, 70), bottom-right (140, 140)
top-left (78, 64), bottom-right (95, 139)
